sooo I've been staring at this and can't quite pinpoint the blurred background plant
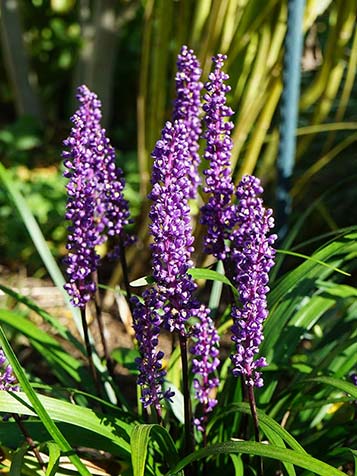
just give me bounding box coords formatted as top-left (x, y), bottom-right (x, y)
top-left (0, 0), bottom-right (356, 272)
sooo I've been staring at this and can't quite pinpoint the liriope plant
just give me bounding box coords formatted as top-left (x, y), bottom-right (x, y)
top-left (0, 44), bottom-right (356, 476)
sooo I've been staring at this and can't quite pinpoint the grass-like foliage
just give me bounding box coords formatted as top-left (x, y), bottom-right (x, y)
top-left (0, 46), bottom-right (356, 476)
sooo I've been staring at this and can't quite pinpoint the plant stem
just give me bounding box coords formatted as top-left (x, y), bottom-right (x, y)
top-left (155, 404), bottom-right (163, 426)
top-left (119, 237), bottom-right (133, 313)
top-left (179, 334), bottom-right (195, 474)
top-left (13, 413), bottom-right (46, 473)
top-left (202, 423), bottom-right (207, 448)
top-left (80, 307), bottom-right (102, 399)
top-left (92, 271), bottom-right (114, 379)
top-left (247, 384), bottom-right (263, 476)
top-left (238, 377), bottom-right (249, 440)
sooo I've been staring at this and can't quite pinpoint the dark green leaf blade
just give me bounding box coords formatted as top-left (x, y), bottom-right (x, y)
top-left (0, 391), bottom-right (133, 459)
top-left (167, 441), bottom-right (348, 476)
top-left (0, 327), bottom-right (92, 476)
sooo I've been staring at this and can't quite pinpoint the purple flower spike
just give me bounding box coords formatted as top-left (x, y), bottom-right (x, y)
top-left (0, 349), bottom-right (18, 392)
top-left (132, 290), bottom-right (173, 411)
top-left (63, 85), bottom-right (131, 307)
top-left (190, 306), bottom-right (220, 432)
top-left (173, 45), bottom-right (203, 198)
top-left (133, 118), bottom-right (220, 411)
top-left (149, 120), bottom-right (198, 336)
top-left (201, 54), bottom-right (235, 260)
top-left (230, 175), bottom-right (277, 388)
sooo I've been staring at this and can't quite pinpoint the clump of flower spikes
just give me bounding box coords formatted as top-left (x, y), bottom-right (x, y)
top-left (198, 55), bottom-right (276, 387)
top-left (132, 120), bottom-right (194, 409)
top-left (133, 119), bottom-right (219, 413)
top-left (200, 53), bottom-right (235, 260)
top-left (230, 175), bottom-right (277, 388)
top-left (63, 85), bottom-right (131, 307)
top-left (190, 306), bottom-right (220, 432)
top-left (173, 45), bottom-right (203, 198)
top-left (0, 348), bottom-right (18, 391)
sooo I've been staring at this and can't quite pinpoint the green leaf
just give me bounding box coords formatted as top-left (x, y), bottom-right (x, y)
top-left (131, 424), bottom-right (179, 476)
top-left (266, 294), bottom-right (336, 366)
top-left (0, 420), bottom-right (127, 459)
top-left (9, 444), bottom-right (28, 476)
top-left (111, 347), bottom-right (140, 375)
top-left (129, 268), bottom-right (238, 299)
top-left (0, 327), bottom-right (92, 476)
top-left (262, 233), bottom-right (357, 360)
top-left (289, 295), bottom-right (335, 328)
top-left (163, 380), bottom-right (185, 424)
top-left (269, 234), bottom-right (357, 308)
top-left (0, 283), bottom-right (84, 354)
top-left (131, 425), bottom-right (152, 476)
top-left (229, 453), bottom-right (244, 476)
top-left (16, 135), bottom-right (41, 151)
top-left (0, 391), bottom-right (133, 459)
top-left (0, 163), bottom-right (72, 315)
top-left (130, 275), bottom-right (154, 287)
top-left (45, 441), bottom-right (61, 476)
top-left (307, 376), bottom-right (357, 400)
top-left (207, 402), bottom-right (306, 454)
top-left (208, 261), bottom-right (225, 313)
top-left (167, 441), bottom-right (348, 476)
top-left (0, 309), bottom-right (87, 387)
top-left (276, 249), bottom-right (351, 276)
top-left (316, 281), bottom-right (357, 298)
top-left (188, 268), bottom-right (239, 298)
top-left (262, 426), bottom-right (296, 476)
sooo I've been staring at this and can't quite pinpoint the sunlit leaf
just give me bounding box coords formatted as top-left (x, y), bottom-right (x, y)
top-left (168, 441), bottom-right (348, 476)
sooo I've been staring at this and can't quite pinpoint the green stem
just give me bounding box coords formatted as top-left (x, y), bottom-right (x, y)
top-left (247, 384), bottom-right (263, 476)
top-left (119, 237), bottom-right (133, 313)
top-left (179, 334), bottom-right (195, 475)
top-left (80, 307), bottom-right (102, 400)
top-left (92, 271), bottom-right (114, 379)
top-left (238, 378), bottom-right (249, 440)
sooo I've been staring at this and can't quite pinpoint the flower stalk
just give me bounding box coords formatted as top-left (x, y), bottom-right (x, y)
top-left (179, 334), bottom-right (195, 457)
top-left (80, 308), bottom-right (101, 398)
top-left (92, 271), bottom-right (114, 378)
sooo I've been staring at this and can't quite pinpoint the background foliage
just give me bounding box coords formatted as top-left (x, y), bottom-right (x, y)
top-left (0, 0), bottom-right (356, 273)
